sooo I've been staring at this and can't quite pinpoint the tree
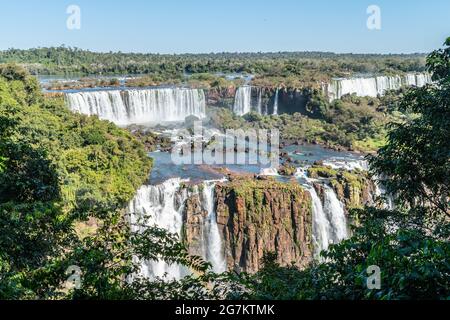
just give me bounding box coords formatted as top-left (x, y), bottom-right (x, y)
top-left (225, 39), bottom-right (450, 300)
top-left (370, 38), bottom-right (450, 217)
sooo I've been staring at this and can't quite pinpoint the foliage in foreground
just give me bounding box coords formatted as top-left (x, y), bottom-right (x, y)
top-left (225, 38), bottom-right (450, 300)
top-left (0, 64), bottom-right (152, 298)
top-left (0, 38), bottom-right (449, 300)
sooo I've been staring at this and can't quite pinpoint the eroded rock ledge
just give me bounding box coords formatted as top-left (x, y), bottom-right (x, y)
top-left (183, 177), bottom-right (313, 273)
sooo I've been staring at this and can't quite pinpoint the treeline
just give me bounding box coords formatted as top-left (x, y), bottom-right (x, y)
top-left (0, 46), bottom-right (427, 81)
top-left (0, 39), bottom-right (448, 299)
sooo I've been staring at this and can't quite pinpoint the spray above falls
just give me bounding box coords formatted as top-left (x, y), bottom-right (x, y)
top-left (65, 88), bottom-right (206, 125)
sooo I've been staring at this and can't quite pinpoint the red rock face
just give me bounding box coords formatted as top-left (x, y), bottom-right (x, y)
top-left (205, 87), bottom-right (237, 108)
top-left (182, 194), bottom-right (208, 256)
top-left (182, 173), bottom-right (374, 274)
top-left (213, 179), bottom-right (313, 273)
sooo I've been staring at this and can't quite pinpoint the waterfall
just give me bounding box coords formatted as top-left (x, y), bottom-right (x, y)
top-left (373, 178), bottom-right (395, 210)
top-left (65, 88), bottom-right (206, 125)
top-left (322, 158), bottom-right (368, 171)
top-left (415, 73), bottom-right (432, 87)
top-left (295, 168), bottom-right (349, 256)
top-left (326, 72), bottom-right (432, 101)
top-left (201, 181), bottom-right (227, 273)
top-left (128, 178), bottom-right (228, 279)
top-left (257, 87), bottom-right (263, 115)
top-left (323, 185), bottom-right (348, 243)
top-left (405, 73), bottom-right (417, 86)
top-left (233, 86), bottom-right (271, 116)
top-left (306, 185), bottom-right (332, 254)
top-left (376, 75), bottom-right (402, 95)
top-left (273, 88), bottom-right (279, 115)
top-left (233, 86), bottom-right (252, 116)
top-left (128, 178), bottom-right (189, 280)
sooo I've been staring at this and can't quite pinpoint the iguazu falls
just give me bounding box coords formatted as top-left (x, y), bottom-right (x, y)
top-left (65, 88), bottom-right (206, 125)
top-left (0, 0), bottom-right (448, 313)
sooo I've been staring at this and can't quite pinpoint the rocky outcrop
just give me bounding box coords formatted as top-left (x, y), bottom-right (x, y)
top-left (214, 177), bottom-right (312, 273)
top-left (277, 87), bottom-right (313, 115)
top-left (205, 87), bottom-right (236, 109)
top-left (182, 192), bottom-right (208, 256)
top-left (205, 86), bottom-right (315, 116)
top-left (329, 170), bottom-right (376, 209)
top-left (308, 165), bottom-right (376, 210)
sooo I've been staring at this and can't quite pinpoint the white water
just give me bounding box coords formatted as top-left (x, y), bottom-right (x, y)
top-left (259, 167), bottom-right (279, 176)
top-left (295, 168), bottom-right (349, 256)
top-left (273, 88), bottom-right (279, 115)
top-left (323, 185), bottom-right (348, 243)
top-left (257, 87), bottom-right (263, 115)
top-left (233, 86), bottom-right (266, 115)
top-left (326, 73), bottom-right (432, 101)
top-left (128, 178), bottom-right (189, 280)
top-left (322, 158), bottom-right (368, 171)
top-left (374, 180), bottom-right (395, 210)
top-left (128, 178), bottom-right (227, 279)
top-left (201, 181), bottom-right (227, 273)
top-left (66, 88), bottom-right (206, 125)
top-left (306, 184), bottom-right (333, 254)
top-left (233, 86), bottom-right (253, 116)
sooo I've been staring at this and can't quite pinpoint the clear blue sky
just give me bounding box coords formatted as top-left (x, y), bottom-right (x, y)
top-left (0, 0), bottom-right (448, 54)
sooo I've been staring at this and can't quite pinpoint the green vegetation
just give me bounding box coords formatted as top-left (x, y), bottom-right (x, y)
top-left (1, 47), bottom-right (427, 85)
top-left (306, 165), bottom-right (372, 209)
top-left (0, 39), bottom-right (448, 300)
top-left (210, 90), bottom-right (401, 152)
top-left (222, 38), bottom-right (450, 300)
top-left (307, 165), bottom-right (339, 178)
top-left (223, 176), bottom-right (305, 202)
top-left (0, 64), bottom-right (152, 218)
top-left (278, 164), bottom-right (297, 176)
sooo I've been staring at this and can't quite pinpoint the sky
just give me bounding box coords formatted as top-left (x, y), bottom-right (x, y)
top-left (0, 0), bottom-right (448, 54)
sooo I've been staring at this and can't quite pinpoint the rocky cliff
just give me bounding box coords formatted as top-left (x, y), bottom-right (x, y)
top-left (213, 177), bottom-right (312, 273)
top-left (205, 87), bottom-right (236, 109)
top-left (182, 192), bottom-right (208, 256)
top-left (205, 86), bottom-right (315, 116)
top-left (181, 168), bottom-right (374, 274)
top-left (308, 165), bottom-right (376, 211)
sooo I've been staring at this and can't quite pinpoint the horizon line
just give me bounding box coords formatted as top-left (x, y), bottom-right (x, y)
top-left (0, 45), bottom-right (431, 57)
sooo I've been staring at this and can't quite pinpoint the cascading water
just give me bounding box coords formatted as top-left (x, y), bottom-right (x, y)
top-left (233, 86), bottom-right (268, 116)
top-left (376, 75), bottom-right (402, 95)
top-left (259, 167), bottom-right (279, 176)
top-left (65, 88), bottom-right (206, 125)
top-left (128, 178), bottom-right (189, 280)
top-left (373, 179), bottom-right (395, 210)
top-left (201, 181), bottom-right (227, 273)
top-left (273, 88), bottom-right (279, 115)
top-left (415, 73), bottom-right (432, 87)
top-left (295, 168), bottom-right (349, 256)
top-left (257, 87), bottom-right (263, 115)
top-left (326, 72), bottom-right (432, 101)
top-left (233, 86), bottom-right (252, 116)
top-left (128, 178), bottom-right (228, 279)
top-left (306, 184), bottom-right (332, 254)
top-left (322, 185), bottom-right (348, 243)
top-left (322, 158), bottom-right (368, 171)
